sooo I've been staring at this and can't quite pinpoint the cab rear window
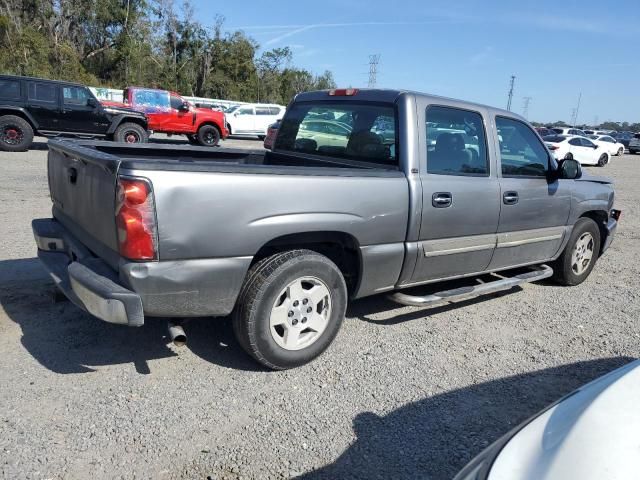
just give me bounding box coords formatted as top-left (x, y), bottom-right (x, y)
top-left (274, 102), bottom-right (397, 167)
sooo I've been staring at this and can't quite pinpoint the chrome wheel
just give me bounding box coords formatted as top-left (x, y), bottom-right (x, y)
top-left (571, 232), bottom-right (594, 275)
top-left (269, 276), bottom-right (332, 351)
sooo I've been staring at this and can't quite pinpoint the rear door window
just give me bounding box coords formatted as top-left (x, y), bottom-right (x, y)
top-left (0, 79), bottom-right (21, 100)
top-left (275, 102), bottom-right (397, 166)
top-left (28, 82), bottom-right (57, 103)
top-left (426, 105), bottom-right (488, 176)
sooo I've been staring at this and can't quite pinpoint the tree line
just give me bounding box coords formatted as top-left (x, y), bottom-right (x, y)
top-left (0, 0), bottom-right (336, 104)
top-left (532, 120), bottom-right (640, 133)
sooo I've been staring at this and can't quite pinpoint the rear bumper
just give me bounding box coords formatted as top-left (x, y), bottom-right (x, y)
top-left (33, 218), bottom-right (253, 324)
top-left (33, 218), bottom-right (144, 326)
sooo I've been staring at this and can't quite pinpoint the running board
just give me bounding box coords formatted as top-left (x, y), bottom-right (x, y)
top-left (389, 264), bottom-right (553, 307)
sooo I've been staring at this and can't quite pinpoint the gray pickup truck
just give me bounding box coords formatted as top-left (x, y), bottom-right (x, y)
top-left (33, 88), bottom-right (620, 369)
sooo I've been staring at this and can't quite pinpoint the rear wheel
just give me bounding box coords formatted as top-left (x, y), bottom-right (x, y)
top-left (552, 217), bottom-right (601, 286)
top-left (196, 125), bottom-right (221, 146)
top-left (597, 153), bottom-right (608, 167)
top-left (233, 249), bottom-right (347, 370)
top-left (114, 122), bottom-right (148, 143)
top-left (0, 115), bottom-right (34, 152)
top-left (617, 147), bottom-right (624, 156)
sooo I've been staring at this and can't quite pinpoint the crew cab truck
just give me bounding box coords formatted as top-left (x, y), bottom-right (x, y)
top-left (104, 87), bottom-right (229, 146)
top-left (0, 75), bottom-right (148, 152)
top-left (32, 88), bottom-right (619, 370)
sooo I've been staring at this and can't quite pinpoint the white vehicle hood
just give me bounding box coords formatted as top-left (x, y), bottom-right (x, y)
top-left (489, 360), bottom-right (640, 480)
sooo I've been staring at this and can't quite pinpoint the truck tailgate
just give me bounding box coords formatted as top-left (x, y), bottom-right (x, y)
top-left (47, 140), bottom-right (121, 265)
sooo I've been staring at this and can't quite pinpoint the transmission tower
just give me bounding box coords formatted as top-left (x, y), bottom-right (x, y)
top-left (570, 92), bottom-right (582, 126)
top-left (522, 96), bottom-right (532, 119)
top-left (368, 54), bottom-right (381, 88)
top-left (506, 75), bottom-right (516, 111)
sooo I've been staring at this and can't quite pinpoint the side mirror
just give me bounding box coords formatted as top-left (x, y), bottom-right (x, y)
top-left (179, 103), bottom-right (190, 112)
top-left (87, 98), bottom-right (99, 108)
top-left (558, 158), bottom-right (582, 180)
top-left (592, 144), bottom-right (598, 149)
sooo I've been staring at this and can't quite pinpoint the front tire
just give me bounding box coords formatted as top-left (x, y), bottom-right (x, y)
top-left (196, 125), bottom-right (221, 146)
top-left (113, 122), bottom-right (148, 143)
top-left (233, 250), bottom-right (347, 370)
top-left (617, 147), bottom-right (624, 156)
top-left (0, 115), bottom-right (34, 152)
top-left (552, 217), bottom-right (601, 286)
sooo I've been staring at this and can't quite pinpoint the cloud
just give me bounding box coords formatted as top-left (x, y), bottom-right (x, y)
top-left (469, 46), bottom-right (496, 65)
top-left (232, 20), bottom-right (457, 46)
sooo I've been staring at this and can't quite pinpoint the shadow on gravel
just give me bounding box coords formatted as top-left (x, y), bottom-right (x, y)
top-left (0, 258), bottom-right (260, 374)
top-left (296, 356), bottom-right (635, 480)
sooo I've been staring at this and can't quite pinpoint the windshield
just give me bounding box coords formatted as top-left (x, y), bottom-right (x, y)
top-left (275, 101), bottom-right (397, 167)
top-left (225, 105), bottom-right (240, 113)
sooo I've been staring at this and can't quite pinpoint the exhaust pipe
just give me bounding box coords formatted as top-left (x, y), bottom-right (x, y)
top-left (168, 320), bottom-right (187, 347)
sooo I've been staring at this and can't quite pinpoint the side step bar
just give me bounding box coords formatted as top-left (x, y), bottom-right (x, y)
top-left (389, 264), bottom-right (553, 307)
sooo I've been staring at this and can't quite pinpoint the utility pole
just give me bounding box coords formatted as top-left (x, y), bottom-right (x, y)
top-left (522, 96), bottom-right (532, 119)
top-left (570, 92), bottom-right (582, 127)
top-left (368, 54), bottom-right (381, 88)
top-left (506, 75), bottom-right (516, 111)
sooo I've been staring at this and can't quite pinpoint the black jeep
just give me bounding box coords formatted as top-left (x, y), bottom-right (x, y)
top-left (0, 75), bottom-right (148, 152)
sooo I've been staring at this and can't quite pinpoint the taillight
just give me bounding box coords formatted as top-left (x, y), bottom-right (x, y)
top-left (115, 177), bottom-right (158, 260)
top-left (548, 145), bottom-right (559, 150)
top-left (328, 88), bottom-right (358, 96)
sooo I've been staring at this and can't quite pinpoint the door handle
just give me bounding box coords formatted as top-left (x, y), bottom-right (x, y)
top-left (503, 191), bottom-right (519, 205)
top-left (432, 192), bottom-right (452, 208)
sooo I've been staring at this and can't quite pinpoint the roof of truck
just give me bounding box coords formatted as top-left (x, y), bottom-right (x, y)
top-left (0, 74), bottom-right (85, 87)
top-left (295, 88), bottom-right (525, 121)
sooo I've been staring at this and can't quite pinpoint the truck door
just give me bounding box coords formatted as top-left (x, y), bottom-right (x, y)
top-left (59, 85), bottom-right (108, 134)
top-left (26, 81), bottom-right (60, 131)
top-left (166, 94), bottom-right (194, 133)
top-left (411, 103), bottom-right (500, 283)
top-left (489, 116), bottom-right (571, 270)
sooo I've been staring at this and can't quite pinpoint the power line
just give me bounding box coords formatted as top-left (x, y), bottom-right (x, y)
top-left (506, 75), bottom-right (516, 111)
top-left (522, 96), bottom-right (532, 119)
top-left (368, 54), bottom-right (380, 88)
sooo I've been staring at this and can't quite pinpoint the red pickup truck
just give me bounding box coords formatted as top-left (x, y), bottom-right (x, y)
top-left (103, 87), bottom-right (228, 146)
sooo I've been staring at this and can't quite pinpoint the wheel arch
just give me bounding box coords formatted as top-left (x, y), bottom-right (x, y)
top-left (0, 107), bottom-right (38, 130)
top-left (107, 115), bottom-right (148, 134)
top-left (197, 121), bottom-right (223, 133)
top-left (251, 231), bottom-right (362, 297)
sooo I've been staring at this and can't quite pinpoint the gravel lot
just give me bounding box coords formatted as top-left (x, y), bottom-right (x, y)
top-left (1, 137), bottom-right (639, 480)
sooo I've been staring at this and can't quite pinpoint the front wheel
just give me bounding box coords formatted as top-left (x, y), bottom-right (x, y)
top-left (617, 147), bottom-right (624, 156)
top-left (597, 153), bottom-right (608, 167)
top-left (196, 125), bottom-right (221, 146)
top-left (233, 250), bottom-right (347, 370)
top-left (113, 122), bottom-right (148, 143)
top-left (552, 217), bottom-right (601, 286)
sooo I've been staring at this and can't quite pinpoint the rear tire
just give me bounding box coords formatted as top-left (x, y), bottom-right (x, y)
top-left (0, 115), bottom-right (34, 152)
top-left (196, 124), bottom-right (221, 146)
top-left (597, 153), bottom-right (608, 167)
top-left (113, 122), bottom-right (148, 143)
top-left (552, 217), bottom-right (601, 286)
top-left (233, 249), bottom-right (347, 370)
top-left (617, 147), bottom-right (624, 156)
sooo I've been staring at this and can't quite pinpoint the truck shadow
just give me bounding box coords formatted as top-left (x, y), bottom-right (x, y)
top-left (0, 258), bottom-right (260, 374)
top-left (295, 356), bottom-right (635, 480)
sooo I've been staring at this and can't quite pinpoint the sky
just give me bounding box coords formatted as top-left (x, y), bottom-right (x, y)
top-left (191, 0), bottom-right (639, 124)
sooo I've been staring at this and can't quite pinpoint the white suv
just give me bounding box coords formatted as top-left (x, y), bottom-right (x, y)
top-left (552, 127), bottom-right (588, 137)
top-left (226, 104), bottom-right (285, 139)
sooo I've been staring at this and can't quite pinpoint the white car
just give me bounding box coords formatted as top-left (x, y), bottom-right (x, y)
top-left (454, 359), bottom-right (640, 480)
top-left (551, 127), bottom-right (588, 137)
top-left (587, 135), bottom-right (625, 156)
top-left (544, 134), bottom-right (610, 166)
top-left (225, 103), bottom-right (285, 139)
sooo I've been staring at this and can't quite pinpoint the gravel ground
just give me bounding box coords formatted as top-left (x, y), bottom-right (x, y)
top-left (0, 138), bottom-right (639, 480)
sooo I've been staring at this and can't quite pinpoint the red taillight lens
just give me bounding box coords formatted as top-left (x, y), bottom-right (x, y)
top-left (116, 177), bottom-right (157, 260)
top-left (548, 145), bottom-right (559, 150)
top-left (328, 88), bottom-right (358, 96)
